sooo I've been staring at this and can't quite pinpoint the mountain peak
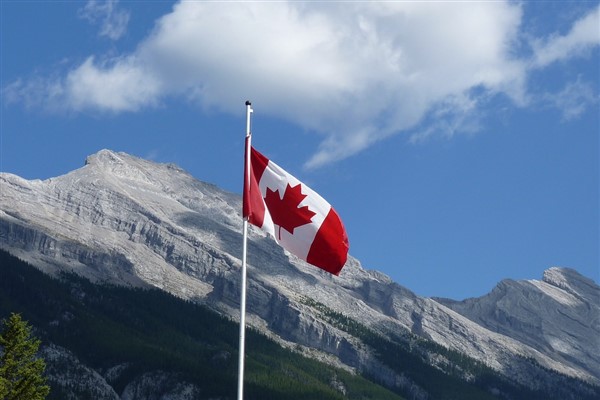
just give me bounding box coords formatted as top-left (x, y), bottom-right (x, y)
top-left (83, 149), bottom-right (167, 187)
top-left (542, 266), bottom-right (599, 299)
top-left (84, 148), bottom-right (128, 168)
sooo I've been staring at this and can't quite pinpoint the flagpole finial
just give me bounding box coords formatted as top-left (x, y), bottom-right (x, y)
top-left (245, 100), bottom-right (252, 106)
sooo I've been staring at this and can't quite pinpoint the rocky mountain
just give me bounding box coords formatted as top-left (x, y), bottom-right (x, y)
top-left (1, 149), bottom-right (598, 398)
top-left (436, 267), bottom-right (600, 385)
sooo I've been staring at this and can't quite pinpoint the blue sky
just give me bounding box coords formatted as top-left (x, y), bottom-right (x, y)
top-left (1, 1), bottom-right (598, 300)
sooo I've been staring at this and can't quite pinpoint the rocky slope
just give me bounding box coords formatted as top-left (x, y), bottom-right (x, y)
top-left (1, 149), bottom-right (598, 394)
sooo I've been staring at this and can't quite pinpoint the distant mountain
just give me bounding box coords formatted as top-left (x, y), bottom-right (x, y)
top-left (1, 149), bottom-right (598, 399)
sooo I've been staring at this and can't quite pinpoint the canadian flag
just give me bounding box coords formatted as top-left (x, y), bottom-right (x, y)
top-left (243, 138), bottom-right (349, 275)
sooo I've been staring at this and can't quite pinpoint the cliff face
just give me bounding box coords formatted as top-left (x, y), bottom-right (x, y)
top-left (1, 149), bottom-right (598, 393)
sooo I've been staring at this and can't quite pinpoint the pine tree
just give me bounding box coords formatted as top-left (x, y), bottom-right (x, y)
top-left (0, 313), bottom-right (50, 400)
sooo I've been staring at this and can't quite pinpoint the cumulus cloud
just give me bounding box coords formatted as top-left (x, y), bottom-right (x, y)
top-left (79, 0), bottom-right (130, 40)
top-left (64, 56), bottom-right (161, 112)
top-left (5, 1), bottom-right (599, 168)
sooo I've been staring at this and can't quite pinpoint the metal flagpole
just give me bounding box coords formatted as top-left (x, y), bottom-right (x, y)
top-left (237, 100), bottom-right (253, 400)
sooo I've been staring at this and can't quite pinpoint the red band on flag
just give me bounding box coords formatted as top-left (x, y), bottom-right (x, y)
top-left (243, 138), bottom-right (268, 227)
top-left (307, 208), bottom-right (349, 275)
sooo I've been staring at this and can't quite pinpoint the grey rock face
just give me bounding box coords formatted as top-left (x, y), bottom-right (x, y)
top-left (41, 344), bottom-right (120, 400)
top-left (120, 371), bottom-right (201, 400)
top-left (41, 344), bottom-right (201, 400)
top-left (436, 267), bottom-right (600, 384)
top-left (1, 149), bottom-right (598, 390)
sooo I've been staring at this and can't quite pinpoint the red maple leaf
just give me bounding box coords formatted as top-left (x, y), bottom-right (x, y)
top-left (264, 183), bottom-right (316, 239)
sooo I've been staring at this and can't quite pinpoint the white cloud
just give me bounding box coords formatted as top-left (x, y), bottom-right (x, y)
top-left (64, 56), bottom-right (160, 112)
top-left (3, 56), bottom-right (159, 113)
top-left (408, 93), bottom-right (482, 144)
top-left (3, 77), bottom-right (60, 111)
top-left (542, 77), bottom-right (599, 121)
top-left (5, 1), bottom-right (599, 167)
top-left (79, 0), bottom-right (130, 40)
top-left (531, 4), bottom-right (600, 68)
top-left (528, 4), bottom-right (600, 122)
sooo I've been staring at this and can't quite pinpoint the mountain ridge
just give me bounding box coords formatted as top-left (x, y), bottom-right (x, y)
top-left (1, 149), bottom-right (598, 396)
top-left (435, 266), bottom-right (600, 384)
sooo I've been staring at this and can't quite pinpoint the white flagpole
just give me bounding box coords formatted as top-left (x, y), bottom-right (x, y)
top-left (238, 100), bottom-right (253, 400)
